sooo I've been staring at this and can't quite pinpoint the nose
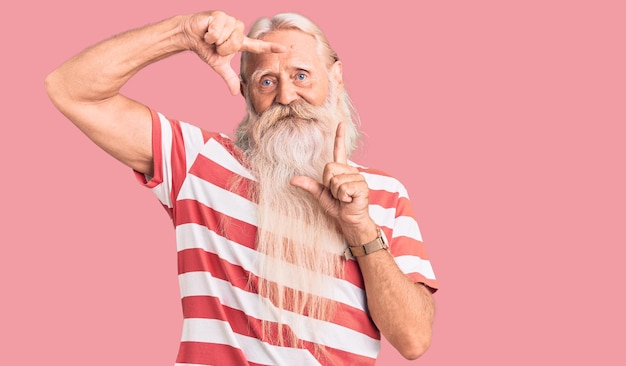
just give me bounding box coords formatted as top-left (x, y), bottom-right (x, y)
top-left (275, 81), bottom-right (299, 105)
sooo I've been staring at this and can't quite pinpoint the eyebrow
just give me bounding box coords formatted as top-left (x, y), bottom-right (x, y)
top-left (249, 69), bottom-right (273, 83)
top-left (249, 63), bottom-right (315, 82)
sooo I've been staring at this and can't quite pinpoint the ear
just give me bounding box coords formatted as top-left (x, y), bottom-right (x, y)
top-left (330, 61), bottom-right (344, 88)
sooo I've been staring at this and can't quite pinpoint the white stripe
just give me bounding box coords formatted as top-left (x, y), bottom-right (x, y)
top-left (369, 205), bottom-right (423, 242)
top-left (179, 271), bottom-right (380, 358)
top-left (179, 122), bottom-right (207, 173)
top-left (201, 138), bottom-right (256, 181)
top-left (368, 204), bottom-right (396, 229)
top-left (153, 113), bottom-right (174, 208)
top-left (395, 256), bottom-right (436, 280)
top-left (176, 175), bottom-right (258, 225)
top-left (361, 172), bottom-right (409, 198)
top-left (392, 216), bottom-right (423, 242)
top-left (181, 318), bottom-right (321, 365)
top-left (176, 223), bottom-right (366, 310)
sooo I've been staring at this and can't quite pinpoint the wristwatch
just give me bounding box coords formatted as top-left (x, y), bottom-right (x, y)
top-left (343, 227), bottom-right (389, 259)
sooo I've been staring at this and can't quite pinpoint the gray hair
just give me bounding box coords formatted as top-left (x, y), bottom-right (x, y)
top-left (240, 13), bottom-right (339, 81)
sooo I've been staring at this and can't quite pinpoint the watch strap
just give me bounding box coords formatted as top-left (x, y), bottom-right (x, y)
top-left (344, 227), bottom-right (388, 259)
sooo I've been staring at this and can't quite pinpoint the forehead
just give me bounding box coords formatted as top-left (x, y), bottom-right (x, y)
top-left (245, 29), bottom-right (325, 76)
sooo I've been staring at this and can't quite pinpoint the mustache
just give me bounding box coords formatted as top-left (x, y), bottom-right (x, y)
top-left (242, 99), bottom-right (336, 155)
top-left (257, 100), bottom-right (330, 126)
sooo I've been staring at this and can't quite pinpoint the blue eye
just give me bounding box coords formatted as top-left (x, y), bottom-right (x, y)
top-left (261, 79), bottom-right (273, 86)
top-left (296, 73), bottom-right (307, 80)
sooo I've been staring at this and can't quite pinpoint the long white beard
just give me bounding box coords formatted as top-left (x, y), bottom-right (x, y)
top-left (243, 100), bottom-right (347, 346)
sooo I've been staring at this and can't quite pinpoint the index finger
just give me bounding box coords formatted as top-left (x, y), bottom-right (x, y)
top-left (241, 37), bottom-right (287, 54)
top-left (333, 122), bottom-right (347, 164)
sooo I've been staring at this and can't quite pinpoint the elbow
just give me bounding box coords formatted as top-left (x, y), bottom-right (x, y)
top-left (44, 70), bottom-right (62, 106)
top-left (398, 332), bottom-right (432, 360)
top-left (45, 69), bottom-right (75, 116)
top-left (388, 319), bottom-right (433, 360)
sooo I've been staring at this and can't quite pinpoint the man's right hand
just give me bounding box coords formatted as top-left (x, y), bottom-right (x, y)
top-left (181, 11), bottom-right (286, 95)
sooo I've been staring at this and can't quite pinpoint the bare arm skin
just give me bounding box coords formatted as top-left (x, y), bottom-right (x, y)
top-left (355, 244), bottom-right (435, 360)
top-left (45, 11), bottom-right (285, 176)
top-left (291, 123), bottom-right (435, 360)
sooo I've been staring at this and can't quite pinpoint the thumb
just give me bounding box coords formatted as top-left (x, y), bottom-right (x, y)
top-left (291, 176), bottom-right (339, 217)
top-left (290, 176), bottom-right (323, 197)
top-left (212, 62), bottom-right (240, 95)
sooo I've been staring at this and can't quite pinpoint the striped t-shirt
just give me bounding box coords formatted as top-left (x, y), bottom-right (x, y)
top-left (135, 110), bottom-right (438, 365)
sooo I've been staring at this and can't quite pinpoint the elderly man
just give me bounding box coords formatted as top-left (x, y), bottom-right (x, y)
top-left (46, 10), bottom-right (438, 365)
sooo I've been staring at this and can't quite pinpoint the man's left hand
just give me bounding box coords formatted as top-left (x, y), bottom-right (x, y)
top-left (290, 122), bottom-right (376, 243)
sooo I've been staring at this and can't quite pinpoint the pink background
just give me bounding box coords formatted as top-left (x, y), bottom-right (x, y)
top-left (1, 0), bottom-right (624, 364)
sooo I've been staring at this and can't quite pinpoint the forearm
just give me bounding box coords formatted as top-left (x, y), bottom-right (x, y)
top-left (354, 239), bottom-right (435, 360)
top-left (46, 15), bottom-right (187, 106)
top-left (342, 218), bottom-right (434, 359)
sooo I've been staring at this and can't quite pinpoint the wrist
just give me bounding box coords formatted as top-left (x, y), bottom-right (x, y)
top-left (158, 15), bottom-right (195, 53)
top-left (343, 226), bottom-right (389, 259)
top-left (343, 219), bottom-right (379, 247)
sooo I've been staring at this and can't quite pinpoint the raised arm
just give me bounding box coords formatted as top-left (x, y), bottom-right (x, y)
top-left (45, 11), bottom-right (285, 176)
top-left (291, 123), bottom-right (435, 360)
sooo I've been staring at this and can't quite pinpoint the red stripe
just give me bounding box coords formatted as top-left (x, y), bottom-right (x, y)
top-left (407, 273), bottom-right (439, 291)
top-left (179, 297), bottom-right (377, 365)
top-left (343, 259), bottom-right (365, 289)
top-left (390, 237), bottom-right (431, 258)
top-left (174, 199), bottom-right (257, 250)
top-left (200, 129), bottom-right (215, 144)
top-left (140, 109), bottom-right (165, 189)
top-left (177, 341), bottom-right (268, 366)
top-left (168, 119), bottom-right (187, 214)
top-left (368, 188), bottom-right (401, 210)
top-left (395, 196), bottom-right (415, 217)
top-left (368, 189), bottom-right (417, 222)
top-left (188, 153), bottom-right (255, 199)
top-left (178, 249), bottom-right (379, 338)
top-left (178, 248), bottom-right (251, 288)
